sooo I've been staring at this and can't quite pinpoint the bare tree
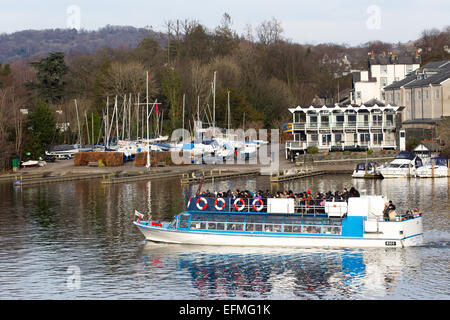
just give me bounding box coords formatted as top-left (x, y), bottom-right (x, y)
top-left (101, 61), bottom-right (156, 97)
top-left (256, 18), bottom-right (283, 45)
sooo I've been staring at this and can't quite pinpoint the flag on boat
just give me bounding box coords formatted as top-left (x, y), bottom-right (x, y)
top-left (156, 104), bottom-right (159, 115)
top-left (135, 210), bottom-right (144, 219)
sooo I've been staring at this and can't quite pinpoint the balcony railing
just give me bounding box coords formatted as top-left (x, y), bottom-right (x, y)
top-left (291, 121), bottom-right (396, 130)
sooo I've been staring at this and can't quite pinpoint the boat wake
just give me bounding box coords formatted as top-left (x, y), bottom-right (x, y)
top-left (421, 231), bottom-right (450, 248)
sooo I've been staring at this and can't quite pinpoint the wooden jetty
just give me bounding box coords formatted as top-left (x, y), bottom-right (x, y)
top-left (102, 170), bottom-right (182, 184)
top-left (270, 166), bottom-right (326, 183)
top-left (12, 172), bottom-right (107, 186)
top-left (181, 169), bottom-right (260, 184)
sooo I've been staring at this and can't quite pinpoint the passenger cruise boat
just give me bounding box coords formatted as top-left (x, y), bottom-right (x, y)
top-left (133, 195), bottom-right (424, 248)
top-left (377, 151), bottom-right (423, 178)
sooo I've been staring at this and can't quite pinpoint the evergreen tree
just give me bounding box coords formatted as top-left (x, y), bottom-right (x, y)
top-left (27, 52), bottom-right (68, 104)
top-left (26, 101), bottom-right (56, 157)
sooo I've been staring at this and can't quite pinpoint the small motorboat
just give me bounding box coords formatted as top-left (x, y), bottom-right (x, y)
top-left (352, 161), bottom-right (382, 179)
top-left (21, 160), bottom-right (45, 167)
top-left (377, 152), bottom-right (423, 178)
top-left (415, 157), bottom-right (449, 178)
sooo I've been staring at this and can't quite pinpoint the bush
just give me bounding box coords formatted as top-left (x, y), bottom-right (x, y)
top-left (367, 149), bottom-right (373, 155)
top-left (406, 138), bottom-right (419, 152)
top-left (306, 146), bottom-right (318, 154)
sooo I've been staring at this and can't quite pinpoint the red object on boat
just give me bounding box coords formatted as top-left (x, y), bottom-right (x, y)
top-left (151, 222), bottom-right (162, 227)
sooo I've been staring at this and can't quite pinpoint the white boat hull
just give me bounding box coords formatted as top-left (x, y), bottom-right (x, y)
top-left (415, 166), bottom-right (449, 178)
top-left (134, 218), bottom-right (423, 248)
top-left (378, 168), bottom-right (415, 178)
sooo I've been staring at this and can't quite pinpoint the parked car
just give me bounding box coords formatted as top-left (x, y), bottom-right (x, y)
top-left (41, 154), bottom-right (56, 162)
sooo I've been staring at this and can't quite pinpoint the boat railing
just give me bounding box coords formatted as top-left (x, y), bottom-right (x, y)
top-left (187, 196), bottom-right (345, 217)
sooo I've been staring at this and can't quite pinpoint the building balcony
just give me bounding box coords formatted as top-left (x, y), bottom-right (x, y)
top-left (291, 121), bottom-right (396, 131)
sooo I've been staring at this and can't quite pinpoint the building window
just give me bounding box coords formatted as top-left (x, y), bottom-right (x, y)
top-left (310, 134), bottom-right (318, 142)
top-left (381, 65), bottom-right (387, 74)
top-left (380, 77), bottom-right (387, 86)
top-left (424, 90), bottom-right (429, 100)
top-left (435, 89), bottom-right (440, 99)
top-left (417, 91), bottom-right (421, 99)
top-left (406, 65), bottom-right (413, 73)
top-left (372, 114), bottom-right (382, 126)
top-left (356, 91), bottom-right (361, 99)
top-left (360, 133), bottom-right (370, 145)
top-left (396, 92), bottom-right (400, 102)
top-left (322, 134), bottom-right (331, 146)
top-left (334, 133), bottom-right (342, 144)
top-left (373, 133), bottom-right (383, 145)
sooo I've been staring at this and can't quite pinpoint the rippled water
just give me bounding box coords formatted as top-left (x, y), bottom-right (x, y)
top-left (0, 175), bottom-right (448, 299)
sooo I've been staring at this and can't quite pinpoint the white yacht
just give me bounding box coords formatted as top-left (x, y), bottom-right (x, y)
top-left (378, 152), bottom-right (423, 178)
top-left (415, 157), bottom-right (449, 178)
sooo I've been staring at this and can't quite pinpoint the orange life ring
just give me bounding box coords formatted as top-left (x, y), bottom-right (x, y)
top-left (252, 198), bottom-right (264, 211)
top-left (214, 198), bottom-right (226, 211)
top-left (196, 197), bottom-right (208, 210)
top-left (233, 198), bottom-right (246, 211)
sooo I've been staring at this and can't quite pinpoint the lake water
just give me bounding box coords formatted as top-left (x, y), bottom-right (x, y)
top-left (0, 174), bottom-right (448, 299)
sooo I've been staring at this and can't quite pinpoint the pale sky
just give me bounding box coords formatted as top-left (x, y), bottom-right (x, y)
top-left (1, 0), bottom-right (449, 45)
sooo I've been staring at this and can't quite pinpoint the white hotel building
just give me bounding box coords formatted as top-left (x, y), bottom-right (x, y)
top-left (285, 103), bottom-right (404, 160)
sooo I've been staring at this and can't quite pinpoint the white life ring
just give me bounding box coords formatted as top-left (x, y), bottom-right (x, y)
top-left (214, 198), bottom-right (226, 211)
top-left (233, 198), bottom-right (246, 211)
top-left (196, 197), bottom-right (208, 210)
top-left (252, 198), bottom-right (264, 212)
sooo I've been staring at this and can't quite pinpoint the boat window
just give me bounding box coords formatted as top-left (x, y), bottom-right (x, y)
top-left (323, 218), bottom-right (342, 226)
top-left (226, 223), bottom-right (244, 231)
top-left (179, 214), bottom-right (190, 228)
top-left (245, 215), bottom-right (265, 223)
top-left (227, 215), bottom-right (247, 222)
top-left (265, 216), bottom-right (284, 224)
top-left (303, 218), bottom-right (323, 225)
top-left (323, 226), bottom-right (341, 235)
top-left (245, 224), bottom-right (255, 232)
top-left (190, 214), bottom-right (208, 221)
top-left (208, 222), bottom-right (217, 230)
top-left (191, 221), bottom-right (207, 230)
top-left (284, 216), bottom-right (302, 225)
top-left (263, 224), bottom-right (283, 233)
top-left (207, 214), bottom-right (228, 222)
top-left (303, 226), bottom-right (321, 234)
top-left (284, 225), bottom-right (302, 233)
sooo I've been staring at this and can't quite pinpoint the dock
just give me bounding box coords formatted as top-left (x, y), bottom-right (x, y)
top-left (11, 172), bottom-right (106, 186)
top-left (270, 167), bottom-right (326, 183)
top-left (181, 169), bottom-right (260, 184)
top-left (101, 170), bottom-right (182, 184)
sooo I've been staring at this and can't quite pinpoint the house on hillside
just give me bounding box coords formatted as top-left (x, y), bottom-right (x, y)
top-left (384, 60), bottom-right (450, 141)
top-left (350, 52), bottom-right (421, 105)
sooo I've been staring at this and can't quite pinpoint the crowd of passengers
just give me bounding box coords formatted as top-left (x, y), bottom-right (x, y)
top-left (198, 187), bottom-right (361, 205)
top-left (197, 188), bottom-right (422, 220)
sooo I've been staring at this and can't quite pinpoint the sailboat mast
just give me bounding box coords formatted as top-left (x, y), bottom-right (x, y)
top-left (136, 93), bottom-right (140, 140)
top-left (74, 99), bottom-right (81, 145)
top-left (106, 96), bottom-right (109, 147)
top-left (182, 93), bottom-right (185, 141)
top-left (146, 71), bottom-right (150, 168)
top-left (213, 71), bottom-right (216, 128)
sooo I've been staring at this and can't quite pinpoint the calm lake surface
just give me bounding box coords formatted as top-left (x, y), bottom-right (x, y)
top-left (0, 174), bottom-right (448, 299)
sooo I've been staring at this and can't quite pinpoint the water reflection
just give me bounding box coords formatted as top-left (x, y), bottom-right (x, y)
top-left (137, 244), bottom-right (421, 299)
top-left (0, 175), bottom-right (448, 299)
